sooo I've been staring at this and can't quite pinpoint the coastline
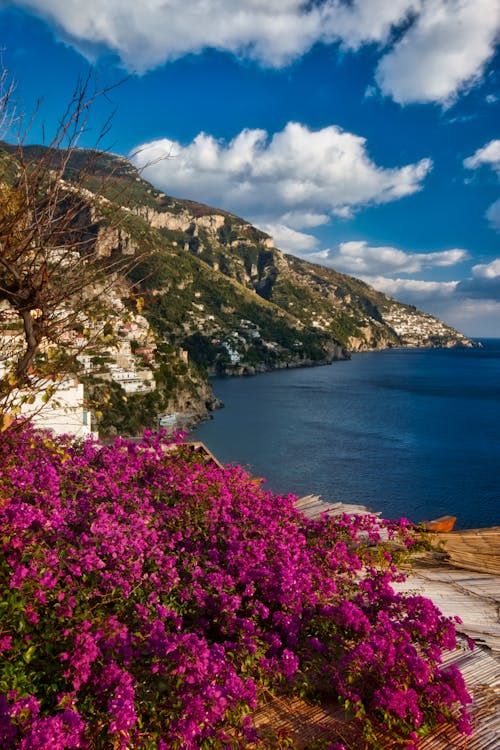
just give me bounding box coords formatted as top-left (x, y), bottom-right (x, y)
top-left (186, 337), bottom-right (483, 431)
top-left (171, 352), bottom-right (348, 433)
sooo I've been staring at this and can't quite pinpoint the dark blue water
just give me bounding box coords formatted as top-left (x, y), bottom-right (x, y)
top-left (192, 341), bottom-right (500, 529)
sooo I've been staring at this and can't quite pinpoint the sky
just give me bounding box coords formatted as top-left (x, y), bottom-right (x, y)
top-left (1, 1), bottom-right (499, 337)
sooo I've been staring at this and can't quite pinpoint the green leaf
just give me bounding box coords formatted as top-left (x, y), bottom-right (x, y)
top-left (23, 644), bottom-right (36, 664)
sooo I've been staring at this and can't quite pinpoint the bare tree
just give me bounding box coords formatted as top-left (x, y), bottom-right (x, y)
top-left (0, 71), bottom-right (145, 425)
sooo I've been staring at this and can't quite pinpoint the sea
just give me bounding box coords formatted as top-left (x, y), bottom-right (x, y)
top-left (191, 339), bottom-right (500, 529)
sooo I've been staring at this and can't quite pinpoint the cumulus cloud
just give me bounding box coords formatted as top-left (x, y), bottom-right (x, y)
top-left (258, 223), bottom-right (319, 253)
top-left (12, 1), bottom-right (500, 104)
top-left (132, 122), bottom-right (432, 229)
top-left (464, 139), bottom-right (500, 175)
top-left (472, 257), bottom-right (500, 278)
top-left (464, 141), bottom-right (500, 233)
top-left (321, 0), bottom-right (422, 50)
top-left (350, 249), bottom-right (500, 308)
top-left (361, 276), bottom-right (458, 297)
top-left (357, 274), bottom-right (493, 335)
top-left (279, 211), bottom-right (330, 229)
top-left (455, 257), bottom-right (500, 300)
top-left (486, 198), bottom-right (500, 231)
top-left (8, 0), bottom-right (346, 70)
top-left (322, 240), bottom-right (468, 275)
top-left (7, 0), bottom-right (424, 70)
top-left (375, 0), bottom-right (500, 105)
top-left (346, 271), bottom-right (500, 336)
top-left (456, 276), bottom-right (500, 300)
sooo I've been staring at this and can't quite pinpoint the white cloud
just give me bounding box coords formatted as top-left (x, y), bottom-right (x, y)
top-left (472, 257), bottom-right (500, 278)
top-left (279, 211), bottom-right (330, 229)
top-left (317, 243), bottom-right (500, 334)
top-left (13, 1), bottom-right (500, 104)
top-left (10, 0), bottom-right (423, 71)
top-left (307, 249), bottom-right (331, 261)
top-left (257, 223), bottom-right (318, 253)
top-left (486, 198), bottom-right (500, 231)
top-left (10, 0), bottom-right (332, 70)
top-left (132, 122), bottom-right (432, 229)
top-left (463, 141), bottom-right (500, 233)
top-left (362, 276), bottom-right (458, 296)
top-left (331, 206), bottom-right (355, 219)
top-left (358, 256), bottom-right (500, 310)
top-left (375, 0), bottom-right (500, 105)
top-left (464, 139), bottom-right (500, 175)
top-left (323, 240), bottom-right (468, 275)
top-left (321, 0), bottom-right (422, 50)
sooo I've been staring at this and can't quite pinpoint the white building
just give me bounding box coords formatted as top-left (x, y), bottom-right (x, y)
top-left (107, 365), bottom-right (156, 394)
top-left (221, 341), bottom-right (241, 365)
top-left (10, 379), bottom-right (95, 439)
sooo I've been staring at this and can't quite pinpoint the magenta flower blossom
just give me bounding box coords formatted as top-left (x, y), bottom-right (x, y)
top-left (0, 424), bottom-right (472, 748)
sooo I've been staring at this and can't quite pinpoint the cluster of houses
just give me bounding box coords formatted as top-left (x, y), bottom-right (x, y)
top-left (76, 317), bottom-right (157, 395)
top-left (0, 295), bottom-right (158, 438)
top-left (382, 304), bottom-right (471, 347)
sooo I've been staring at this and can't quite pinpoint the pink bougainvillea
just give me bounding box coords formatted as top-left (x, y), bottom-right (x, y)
top-left (0, 425), bottom-right (471, 748)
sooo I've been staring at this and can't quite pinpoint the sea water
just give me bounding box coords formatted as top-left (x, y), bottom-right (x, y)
top-left (192, 340), bottom-right (500, 529)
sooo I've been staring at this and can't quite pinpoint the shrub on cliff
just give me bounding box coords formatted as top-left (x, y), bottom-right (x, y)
top-left (0, 426), bottom-right (471, 748)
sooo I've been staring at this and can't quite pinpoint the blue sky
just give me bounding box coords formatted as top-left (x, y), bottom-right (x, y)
top-left (1, 1), bottom-right (499, 336)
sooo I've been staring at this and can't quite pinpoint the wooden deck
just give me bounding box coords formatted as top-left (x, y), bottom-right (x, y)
top-left (284, 495), bottom-right (500, 749)
top-left (433, 527), bottom-right (500, 576)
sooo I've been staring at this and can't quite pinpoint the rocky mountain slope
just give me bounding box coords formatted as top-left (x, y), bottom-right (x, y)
top-left (0, 144), bottom-right (474, 434)
top-left (106, 155), bottom-right (471, 350)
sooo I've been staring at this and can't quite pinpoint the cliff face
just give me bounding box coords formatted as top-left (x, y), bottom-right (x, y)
top-left (1, 144), bottom-right (474, 434)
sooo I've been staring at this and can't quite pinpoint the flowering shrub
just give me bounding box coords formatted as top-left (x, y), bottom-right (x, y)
top-left (0, 426), bottom-right (471, 748)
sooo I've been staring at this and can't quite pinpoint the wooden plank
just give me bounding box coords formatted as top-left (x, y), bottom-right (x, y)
top-left (431, 528), bottom-right (500, 576)
top-left (296, 495), bottom-right (374, 520)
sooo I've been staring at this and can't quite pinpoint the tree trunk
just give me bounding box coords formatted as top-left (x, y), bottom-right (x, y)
top-left (14, 309), bottom-right (41, 384)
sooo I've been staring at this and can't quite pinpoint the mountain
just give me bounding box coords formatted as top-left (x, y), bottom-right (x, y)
top-left (0, 144), bottom-right (474, 435)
